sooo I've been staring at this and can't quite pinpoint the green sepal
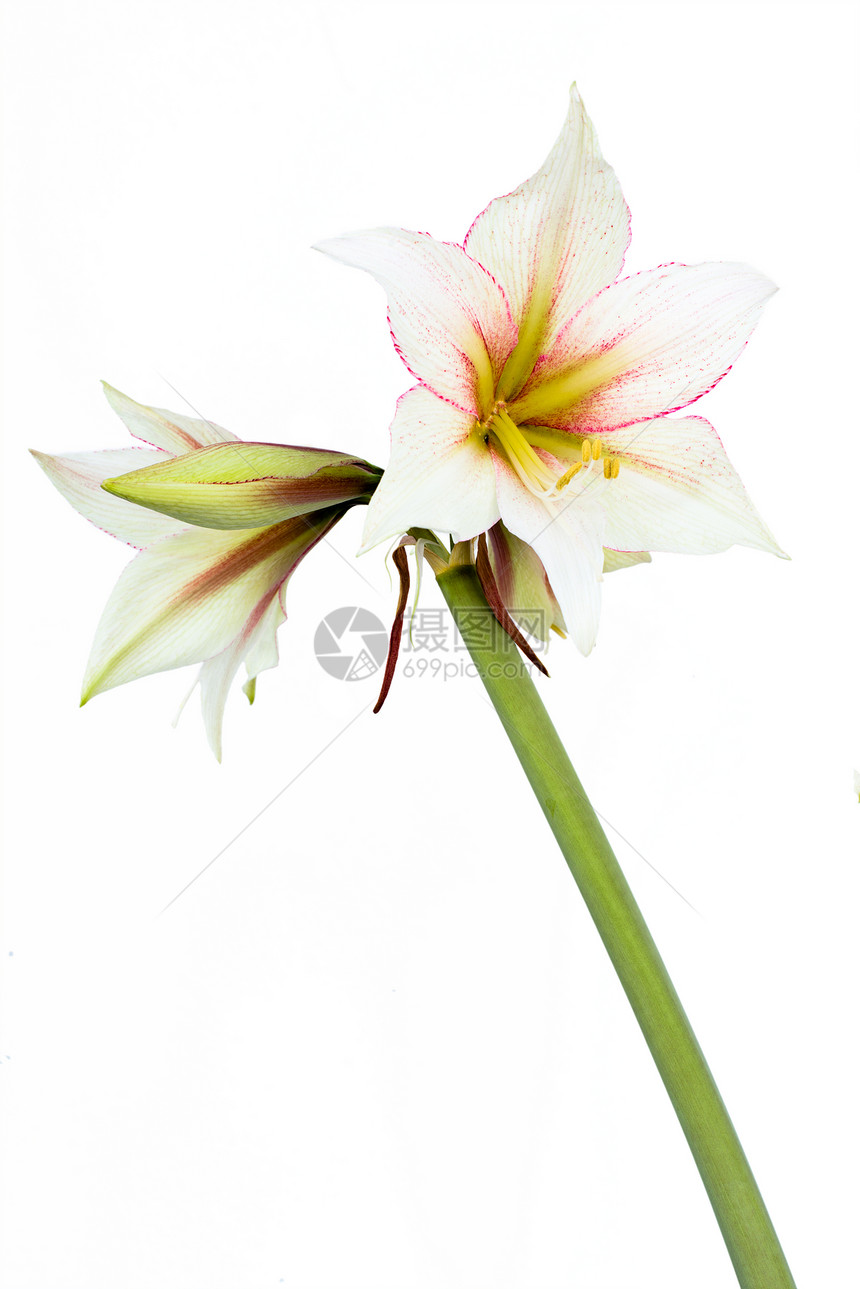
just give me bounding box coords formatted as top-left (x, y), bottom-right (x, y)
top-left (102, 441), bottom-right (382, 530)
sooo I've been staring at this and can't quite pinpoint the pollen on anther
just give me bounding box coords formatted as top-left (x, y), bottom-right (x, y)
top-left (611, 458), bottom-right (620, 479)
top-left (603, 457), bottom-right (612, 479)
top-left (556, 462), bottom-right (583, 490)
top-left (582, 439), bottom-right (592, 464)
top-left (591, 439), bottom-right (602, 461)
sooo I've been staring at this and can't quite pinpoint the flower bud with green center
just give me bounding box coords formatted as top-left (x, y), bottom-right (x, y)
top-left (32, 385), bottom-right (383, 759)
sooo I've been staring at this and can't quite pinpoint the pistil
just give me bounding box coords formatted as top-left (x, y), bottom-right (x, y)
top-left (485, 404), bottom-right (561, 496)
top-left (481, 403), bottom-right (618, 498)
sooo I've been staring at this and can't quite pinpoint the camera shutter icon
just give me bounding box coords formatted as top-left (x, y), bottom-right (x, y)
top-left (314, 607), bottom-right (389, 681)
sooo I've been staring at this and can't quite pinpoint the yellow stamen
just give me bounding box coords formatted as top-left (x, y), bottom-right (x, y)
top-left (611, 458), bottom-right (620, 479)
top-left (556, 462), bottom-right (583, 490)
top-left (581, 439), bottom-right (592, 464)
top-left (482, 404), bottom-right (587, 499)
top-left (591, 438), bottom-right (602, 461)
top-left (603, 457), bottom-right (612, 479)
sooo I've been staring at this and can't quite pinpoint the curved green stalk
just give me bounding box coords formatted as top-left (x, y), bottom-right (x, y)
top-left (436, 562), bottom-right (796, 1289)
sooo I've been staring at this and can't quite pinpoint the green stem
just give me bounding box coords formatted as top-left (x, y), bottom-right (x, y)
top-left (437, 563), bottom-right (796, 1289)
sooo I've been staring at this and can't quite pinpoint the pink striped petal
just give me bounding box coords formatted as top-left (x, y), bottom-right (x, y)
top-left (491, 452), bottom-right (606, 655)
top-left (602, 549), bottom-right (651, 573)
top-left (81, 510), bottom-right (341, 704)
top-left (359, 386), bottom-right (499, 551)
top-left (315, 229), bottom-right (517, 417)
top-left (30, 446), bottom-right (186, 548)
top-left (465, 85), bottom-right (630, 400)
top-left (102, 383), bottom-right (238, 452)
top-left (598, 415), bottom-right (785, 555)
top-left (196, 590), bottom-right (287, 761)
top-left (509, 263), bottom-right (777, 432)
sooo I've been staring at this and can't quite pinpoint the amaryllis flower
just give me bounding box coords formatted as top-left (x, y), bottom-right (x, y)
top-left (31, 385), bottom-right (381, 758)
top-left (316, 85), bottom-right (783, 653)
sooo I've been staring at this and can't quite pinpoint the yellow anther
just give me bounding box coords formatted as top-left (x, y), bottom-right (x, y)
top-left (556, 462), bottom-right (583, 490)
top-left (603, 457), bottom-right (612, 479)
top-left (581, 439), bottom-right (592, 464)
top-left (591, 438), bottom-right (602, 461)
top-left (611, 458), bottom-right (620, 479)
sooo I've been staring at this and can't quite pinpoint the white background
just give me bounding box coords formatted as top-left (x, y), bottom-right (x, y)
top-left (3, 2), bottom-right (858, 1286)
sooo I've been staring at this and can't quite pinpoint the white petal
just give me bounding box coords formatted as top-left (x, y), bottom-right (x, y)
top-left (314, 229), bottom-right (517, 416)
top-left (30, 447), bottom-right (186, 547)
top-left (359, 386), bottom-right (500, 550)
top-left (197, 590), bottom-right (286, 761)
top-left (510, 263), bottom-right (777, 431)
top-left (465, 84), bottom-right (630, 393)
top-left (598, 415), bottom-right (785, 555)
top-left (102, 383), bottom-right (238, 452)
top-left (242, 591), bottom-right (285, 681)
top-left (603, 549), bottom-right (651, 573)
top-left (82, 513), bottom-right (338, 702)
top-left (492, 453), bottom-right (606, 655)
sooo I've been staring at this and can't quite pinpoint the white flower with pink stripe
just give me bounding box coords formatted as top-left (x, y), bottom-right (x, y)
top-left (316, 85), bottom-right (783, 654)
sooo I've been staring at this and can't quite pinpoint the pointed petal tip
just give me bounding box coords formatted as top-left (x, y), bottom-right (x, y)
top-left (312, 235), bottom-right (349, 252)
top-left (312, 236), bottom-right (348, 261)
top-left (80, 667), bottom-right (106, 706)
top-left (757, 528), bottom-right (789, 560)
top-left (357, 512), bottom-right (393, 557)
top-left (101, 381), bottom-right (142, 423)
top-left (203, 727), bottom-right (224, 762)
top-left (571, 616), bottom-right (600, 657)
top-left (101, 381), bottom-right (129, 408)
top-left (757, 273), bottom-right (779, 302)
top-left (312, 230), bottom-right (393, 268)
top-left (728, 264), bottom-right (777, 306)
